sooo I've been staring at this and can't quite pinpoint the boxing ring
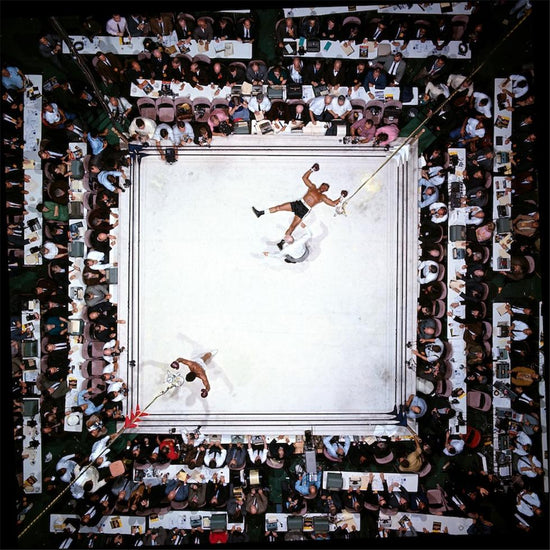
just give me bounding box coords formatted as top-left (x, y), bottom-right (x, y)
top-left (117, 135), bottom-right (419, 436)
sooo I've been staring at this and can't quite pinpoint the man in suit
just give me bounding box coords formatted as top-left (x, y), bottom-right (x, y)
top-left (326, 59), bottom-right (347, 87)
top-left (363, 66), bottom-right (387, 92)
top-left (227, 63), bottom-right (246, 85)
top-left (94, 52), bottom-right (124, 84)
top-left (236, 18), bottom-right (256, 43)
top-left (192, 17), bottom-right (214, 41)
top-left (289, 102), bottom-right (309, 125)
top-left (303, 59), bottom-right (326, 86)
top-left (148, 13), bottom-right (174, 38)
top-left (364, 19), bottom-right (389, 42)
top-left (300, 16), bottom-right (320, 38)
top-left (372, 51), bottom-right (407, 86)
top-left (245, 61), bottom-right (267, 84)
top-left (276, 17), bottom-right (298, 48)
top-left (346, 60), bottom-right (368, 88)
top-left (413, 55), bottom-right (449, 87)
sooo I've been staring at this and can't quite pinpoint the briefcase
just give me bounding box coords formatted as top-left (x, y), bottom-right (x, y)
top-left (287, 83), bottom-right (303, 99)
top-left (307, 39), bottom-right (321, 52)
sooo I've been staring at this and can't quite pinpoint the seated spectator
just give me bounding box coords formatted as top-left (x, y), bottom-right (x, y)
top-left (97, 168), bottom-right (128, 194)
top-left (449, 116), bottom-right (486, 147)
top-left (229, 96), bottom-right (251, 122)
top-left (346, 60), bottom-right (368, 89)
top-left (36, 201), bottom-right (69, 222)
top-left (287, 57), bottom-right (304, 84)
top-left (303, 59), bottom-right (326, 87)
top-left (149, 13), bottom-right (174, 38)
top-left (372, 51), bottom-right (407, 87)
top-left (247, 435), bottom-right (267, 466)
top-left (206, 473), bottom-right (229, 508)
top-left (289, 102), bottom-right (308, 125)
top-left (173, 13), bottom-right (193, 43)
top-left (470, 91), bottom-right (493, 119)
top-left (106, 95), bottom-right (132, 123)
top-left (248, 93), bottom-right (271, 118)
top-left (267, 65), bottom-right (288, 86)
top-left (419, 181), bottom-right (440, 208)
top-left (244, 487), bottom-right (268, 514)
top-left (173, 119), bottom-right (195, 146)
top-left (418, 260), bottom-right (440, 284)
top-left (214, 16), bottom-right (235, 41)
top-left (42, 102), bottom-right (76, 130)
top-left (227, 63), bottom-right (246, 85)
top-left (326, 59), bottom-right (346, 87)
top-left (398, 434), bottom-right (425, 473)
top-left (276, 17), bottom-right (298, 48)
top-left (403, 393), bottom-right (428, 419)
top-left (327, 94), bottom-right (352, 122)
top-left (322, 435), bottom-right (350, 460)
top-left (2, 63), bottom-right (26, 92)
top-left (125, 59), bottom-right (152, 88)
top-left (154, 126), bottom-right (178, 163)
top-left (320, 15), bottom-right (339, 40)
top-left (300, 16), bottom-right (320, 39)
top-left (246, 61), bottom-right (267, 84)
top-left (226, 442), bottom-right (247, 469)
top-left (211, 62), bottom-right (229, 87)
top-left (127, 14), bottom-right (148, 37)
top-left (194, 124), bottom-right (212, 147)
top-left (204, 441), bottom-right (227, 469)
top-left (294, 471), bottom-right (322, 497)
top-left (128, 117), bottom-right (157, 144)
top-left (363, 67), bottom-right (388, 95)
top-left (235, 18), bottom-right (256, 43)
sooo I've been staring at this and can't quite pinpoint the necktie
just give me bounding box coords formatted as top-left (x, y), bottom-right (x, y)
top-left (245, 28), bottom-right (249, 38)
top-left (374, 28), bottom-right (380, 39)
top-left (117, 23), bottom-right (121, 33)
top-left (389, 62), bottom-right (397, 75)
top-left (160, 21), bottom-right (164, 34)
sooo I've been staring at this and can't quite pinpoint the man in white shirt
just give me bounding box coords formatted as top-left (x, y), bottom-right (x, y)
top-left (471, 91), bottom-right (492, 118)
top-left (106, 96), bottom-right (132, 120)
top-left (128, 117), bottom-right (157, 143)
top-left (105, 14), bottom-right (128, 37)
top-left (248, 92), bottom-right (272, 117)
top-left (173, 119), bottom-right (195, 145)
top-left (308, 94), bottom-right (333, 124)
top-left (328, 94), bottom-right (352, 121)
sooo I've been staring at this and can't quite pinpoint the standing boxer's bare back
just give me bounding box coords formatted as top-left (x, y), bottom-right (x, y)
top-left (170, 350), bottom-right (217, 398)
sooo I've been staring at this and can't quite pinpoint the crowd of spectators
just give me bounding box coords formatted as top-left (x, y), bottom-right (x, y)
top-left (4, 2), bottom-right (546, 549)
